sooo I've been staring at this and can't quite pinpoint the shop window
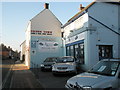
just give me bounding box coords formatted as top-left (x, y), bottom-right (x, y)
top-left (70, 46), bottom-right (74, 57)
top-left (79, 43), bottom-right (84, 64)
top-left (66, 46), bottom-right (70, 56)
top-left (99, 45), bottom-right (113, 60)
top-left (74, 44), bottom-right (79, 59)
top-left (66, 43), bottom-right (84, 64)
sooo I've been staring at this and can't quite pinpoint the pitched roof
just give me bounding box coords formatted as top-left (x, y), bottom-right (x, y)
top-left (30, 9), bottom-right (62, 25)
top-left (62, 2), bottom-right (95, 28)
top-left (62, 1), bottom-right (120, 28)
top-left (20, 40), bottom-right (26, 46)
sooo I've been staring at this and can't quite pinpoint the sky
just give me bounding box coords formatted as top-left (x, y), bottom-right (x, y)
top-left (1, 1), bottom-right (92, 51)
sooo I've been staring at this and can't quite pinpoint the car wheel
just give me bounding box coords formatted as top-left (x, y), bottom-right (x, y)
top-left (104, 87), bottom-right (112, 90)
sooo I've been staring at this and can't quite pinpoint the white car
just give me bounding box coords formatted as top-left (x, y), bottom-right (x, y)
top-left (65, 59), bottom-right (120, 89)
top-left (52, 56), bottom-right (77, 75)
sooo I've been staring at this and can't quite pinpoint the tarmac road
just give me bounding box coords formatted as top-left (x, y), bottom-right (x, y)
top-left (1, 59), bottom-right (15, 89)
top-left (2, 60), bottom-right (14, 82)
top-left (32, 69), bottom-right (79, 89)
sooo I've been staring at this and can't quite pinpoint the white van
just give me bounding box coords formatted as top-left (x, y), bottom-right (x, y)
top-left (65, 59), bottom-right (120, 89)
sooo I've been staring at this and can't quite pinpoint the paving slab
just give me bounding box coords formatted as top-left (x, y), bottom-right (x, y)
top-left (10, 61), bottom-right (44, 89)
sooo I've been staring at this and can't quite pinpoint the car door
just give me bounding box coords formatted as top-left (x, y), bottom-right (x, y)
top-left (118, 68), bottom-right (120, 88)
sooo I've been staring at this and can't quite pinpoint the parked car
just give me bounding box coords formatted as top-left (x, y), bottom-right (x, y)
top-left (52, 56), bottom-right (78, 75)
top-left (65, 59), bottom-right (120, 89)
top-left (40, 57), bottom-right (59, 71)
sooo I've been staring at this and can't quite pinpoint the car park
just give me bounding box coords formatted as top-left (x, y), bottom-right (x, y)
top-left (40, 57), bottom-right (59, 71)
top-left (65, 59), bottom-right (120, 89)
top-left (52, 56), bottom-right (78, 75)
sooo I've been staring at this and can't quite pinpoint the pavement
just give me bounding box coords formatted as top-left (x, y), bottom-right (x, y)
top-left (10, 61), bottom-right (44, 89)
top-left (1, 59), bottom-right (15, 89)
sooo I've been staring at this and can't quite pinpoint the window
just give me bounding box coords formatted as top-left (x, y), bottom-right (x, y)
top-left (74, 44), bottom-right (79, 59)
top-left (70, 46), bottom-right (74, 57)
top-left (61, 32), bottom-right (64, 38)
top-left (66, 46), bottom-right (70, 56)
top-left (99, 45), bottom-right (113, 60)
top-left (66, 43), bottom-right (84, 64)
top-left (89, 61), bottom-right (119, 76)
top-left (79, 43), bottom-right (84, 64)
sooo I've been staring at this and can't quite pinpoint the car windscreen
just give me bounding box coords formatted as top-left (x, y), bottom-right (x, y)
top-left (88, 61), bottom-right (119, 76)
top-left (56, 57), bottom-right (74, 63)
top-left (44, 58), bottom-right (57, 62)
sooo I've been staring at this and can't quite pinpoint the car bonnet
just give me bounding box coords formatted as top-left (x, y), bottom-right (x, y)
top-left (67, 72), bottom-right (113, 87)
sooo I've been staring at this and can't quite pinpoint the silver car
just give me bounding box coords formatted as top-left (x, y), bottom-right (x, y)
top-left (52, 56), bottom-right (77, 75)
top-left (65, 59), bottom-right (120, 89)
top-left (40, 57), bottom-right (58, 71)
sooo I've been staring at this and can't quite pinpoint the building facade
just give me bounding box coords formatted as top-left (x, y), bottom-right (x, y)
top-left (25, 3), bottom-right (64, 68)
top-left (62, 2), bottom-right (120, 70)
top-left (20, 40), bottom-right (26, 62)
top-left (21, 2), bottom-right (120, 70)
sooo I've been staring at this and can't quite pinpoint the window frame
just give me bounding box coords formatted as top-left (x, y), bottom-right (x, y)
top-left (99, 45), bottom-right (113, 60)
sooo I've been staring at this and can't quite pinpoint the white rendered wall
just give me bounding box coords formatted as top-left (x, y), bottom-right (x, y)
top-left (20, 41), bottom-right (26, 61)
top-left (25, 21), bottom-right (31, 68)
top-left (63, 13), bottom-right (88, 43)
top-left (86, 2), bottom-right (120, 69)
top-left (29, 9), bottom-right (63, 67)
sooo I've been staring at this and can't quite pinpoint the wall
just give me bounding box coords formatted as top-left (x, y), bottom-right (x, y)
top-left (29, 9), bottom-right (64, 68)
top-left (63, 13), bottom-right (88, 39)
top-left (20, 41), bottom-right (26, 61)
top-left (25, 21), bottom-right (31, 68)
top-left (63, 12), bottom-right (89, 70)
top-left (87, 2), bottom-right (119, 69)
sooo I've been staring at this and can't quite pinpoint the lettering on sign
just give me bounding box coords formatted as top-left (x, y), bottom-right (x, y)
top-left (31, 30), bottom-right (52, 35)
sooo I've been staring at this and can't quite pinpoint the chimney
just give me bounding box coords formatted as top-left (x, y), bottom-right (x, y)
top-left (44, 3), bottom-right (49, 9)
top-left (80, 4), bottom-right (84, 11)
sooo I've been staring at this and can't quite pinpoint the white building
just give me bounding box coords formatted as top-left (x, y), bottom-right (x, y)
top-left (20, 40), bottom-right (26, 61)
top-left (25, 3), bottom-right (64, 68)
top-left (62, 2), bottom-right (120, 70)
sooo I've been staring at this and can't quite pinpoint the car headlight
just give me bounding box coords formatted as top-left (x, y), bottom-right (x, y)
top-left (69, 65), bottom-right (75, 69)
top-left (40, 64), bottom-right (44, 67)
top-left (52, 65), bottom-right (56, 69)
top-left (83, 86), bottom-right (92, 90)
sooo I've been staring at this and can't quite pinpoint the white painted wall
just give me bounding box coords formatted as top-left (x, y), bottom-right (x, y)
top-left (87, 2), bottom-right (120, 69)
top-left (30, 9), bottom-right (62, 37)
top-left (20, 41), bottom-right (26, 61)
top-left (63, 2), bottom-right (120, 71)
top-left (25, 21), bottom-right (31, 68)
top-left (63, 13), bottom-right (88, 41)
top-left (28, 9), bottom-right (63, 68)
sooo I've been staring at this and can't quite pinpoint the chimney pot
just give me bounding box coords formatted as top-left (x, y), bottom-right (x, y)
top-left (44, 3), bottom-right (49, 9)
top-left (80, 4), bottom-right (84, 11)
